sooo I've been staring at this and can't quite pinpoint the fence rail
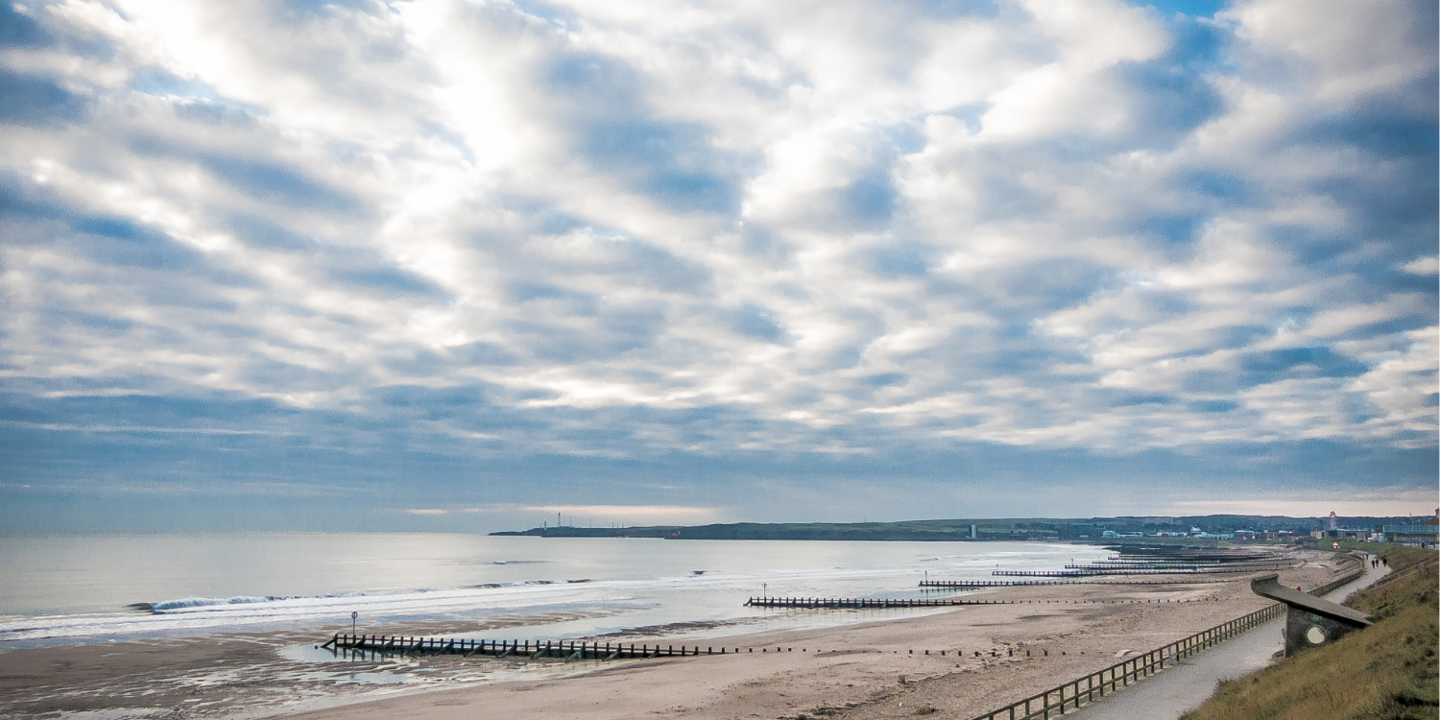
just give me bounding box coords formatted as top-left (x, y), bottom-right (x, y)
top-left (967, 604), bottom-right (1284, 720)
top-left (1308, 567), bottom-right (1365, 598)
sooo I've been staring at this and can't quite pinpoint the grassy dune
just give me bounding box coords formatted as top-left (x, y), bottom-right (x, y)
top-left (1181, 547), bottom-right (1438, 720)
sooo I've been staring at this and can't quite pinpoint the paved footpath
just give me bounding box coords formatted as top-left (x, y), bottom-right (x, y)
top-left (1061, 559), bottom-right (1390, 720)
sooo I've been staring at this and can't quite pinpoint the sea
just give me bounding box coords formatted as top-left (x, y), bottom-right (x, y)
top-left (0, 533), bottom-right (1113, 650)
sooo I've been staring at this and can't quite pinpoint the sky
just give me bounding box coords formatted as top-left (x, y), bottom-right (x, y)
top-left (0, 0), bottom-right (1436, 533)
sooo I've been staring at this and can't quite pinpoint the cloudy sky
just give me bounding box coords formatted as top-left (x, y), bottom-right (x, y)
top-left (1, 0), bottom-right (1435, 532)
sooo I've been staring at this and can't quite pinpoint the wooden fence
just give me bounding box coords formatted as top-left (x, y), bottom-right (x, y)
top-left (966, 603), bottom-right (1284, 720)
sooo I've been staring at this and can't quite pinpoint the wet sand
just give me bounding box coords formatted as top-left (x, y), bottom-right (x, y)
top-left (0, 551), bottom-right (1350, 720)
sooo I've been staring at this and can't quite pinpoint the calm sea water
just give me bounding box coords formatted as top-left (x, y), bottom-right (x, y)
top-left (0, 534), bottom-right (1110, 648)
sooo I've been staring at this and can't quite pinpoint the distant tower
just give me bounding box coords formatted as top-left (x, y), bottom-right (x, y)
top-left (1327, 512), bottom-right (1339, 531)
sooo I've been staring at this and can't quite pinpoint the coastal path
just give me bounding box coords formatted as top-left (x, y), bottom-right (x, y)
top-left (965, 556), bottom-right (1374, 720)
top-left (1052, 559), bottom-right (1389, 720)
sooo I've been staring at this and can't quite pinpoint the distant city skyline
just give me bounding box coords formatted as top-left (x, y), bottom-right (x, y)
top-left (1, 0), bottom-right (1435, 533)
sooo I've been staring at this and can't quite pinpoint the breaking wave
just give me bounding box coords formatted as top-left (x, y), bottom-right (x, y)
top-left (147, 593), bottom-right (366, 613)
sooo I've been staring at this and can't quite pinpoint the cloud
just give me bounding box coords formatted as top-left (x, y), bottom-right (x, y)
top-left (0, 420), bottom-right (286, 435)
top-left (523, 504), bottom-right (721, 521)
top-left (0, 0), bottom-right (1433, 525)
top-left (1401, 256), bottom-right (1438, 276)
top-left (1165, 486), bottom-right (1440, 518)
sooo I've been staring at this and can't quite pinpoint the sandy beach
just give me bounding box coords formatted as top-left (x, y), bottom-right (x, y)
top-left (0, 549), bottom-right (1355, 720)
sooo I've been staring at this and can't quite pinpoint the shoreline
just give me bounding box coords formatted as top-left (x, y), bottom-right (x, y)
top-left (0, 549), bottom-right (1353, 719)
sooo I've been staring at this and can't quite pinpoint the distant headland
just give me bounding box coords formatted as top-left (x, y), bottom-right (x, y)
top-left (489, 514), bottom-right (1429, 542)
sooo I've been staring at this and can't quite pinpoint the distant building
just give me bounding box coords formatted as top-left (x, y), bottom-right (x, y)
top-left (1383, 523), bottom-right (1439, 547)
top-left (1098, 530), bottom-right (1142, 538)
top-left (1327, 511), bottom-right (1339, 531)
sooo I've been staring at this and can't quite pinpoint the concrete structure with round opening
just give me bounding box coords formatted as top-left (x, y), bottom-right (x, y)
top-left (1251, 574), bottom-right (1371, 657)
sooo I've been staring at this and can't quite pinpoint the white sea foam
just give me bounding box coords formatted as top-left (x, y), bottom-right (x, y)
top-left (1, 583), bottom-right (627, 642)
top-left (150, 595), bottom-right (355, 612)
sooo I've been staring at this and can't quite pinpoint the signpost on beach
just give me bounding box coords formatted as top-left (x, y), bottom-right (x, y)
top-left (352, 611), bottom-right (357, 634)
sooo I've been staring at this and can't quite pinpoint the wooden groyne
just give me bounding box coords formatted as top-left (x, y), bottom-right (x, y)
top-left (1065, 561), bottom-right (1286, 570)
top-left (322, 633), bottom-right (737, 659)
top-left (745, 596), bottom-right (1219, 609)
top-left (919, 580), bottom-right (1081, 588)
top-left (1112, 549), bottom-right (1275, 561)
top-left (321, 632), bottom-right (1074, 662)
top-left (919, 577), bottom-right (1241, 588)
top-left (745, 596), bottom-right (1016, 608)
top-left (994, 563), bottom-right (1292, 577)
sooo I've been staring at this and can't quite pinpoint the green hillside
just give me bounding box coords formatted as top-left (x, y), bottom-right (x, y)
top-left (1181, 546), bottom-right (1439, 720)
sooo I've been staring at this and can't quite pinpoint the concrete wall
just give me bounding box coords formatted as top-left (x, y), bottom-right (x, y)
top-left (1283, 607), bottom-right (1365, 657)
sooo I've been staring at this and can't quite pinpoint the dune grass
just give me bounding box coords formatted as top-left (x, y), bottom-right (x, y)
top-left (1181, 547), bottom-right (1438, 720)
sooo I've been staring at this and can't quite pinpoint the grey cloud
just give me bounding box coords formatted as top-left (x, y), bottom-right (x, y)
top-left (1237, 346), bottom-right (1369, 379)
top-left (862, 372), bottom-right (908, 387)
top-left (334, 264), bottom-right (446, 298)
top-left (447, 341), bottom-right (521, 368)
top-left (0, 70), bottom-right (85, 125)
top-left (0, 3), bottom-right (53, 47)
top-left (728, 304), bottom-right (787, 343)
top-left (534, 46), bottom-right (748, 213)
top-left (124, 133), bottom-right (362, 214)
top-left (507, 306), bottom-right (669, 363)
top-left (578, 118), bottom-right (743, 214)
top-left (867, 244), bottom-right (932, 277)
